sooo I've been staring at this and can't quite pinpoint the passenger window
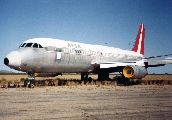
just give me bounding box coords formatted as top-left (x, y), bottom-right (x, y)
top-left (39, 44), bottom-right (43, 48)
top-left (19, 43), bottom-right (26, 47)
top-left (25, 43), bottom-right (33, 47)
top-left (75, 50), bottom-right (78, 53)
top-left (78, 50), bottom-right (81, 54)
top-left (75, 50), bottom-right (82, 54)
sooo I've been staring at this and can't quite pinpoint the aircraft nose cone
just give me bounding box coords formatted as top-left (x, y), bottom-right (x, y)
top-left (4, 51), bottom-right (21, 68)
top-left (4, 58), bottom-right (9, 65)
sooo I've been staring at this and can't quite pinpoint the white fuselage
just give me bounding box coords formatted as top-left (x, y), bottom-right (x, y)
top-left (5, 38), bottom-right (143, 73)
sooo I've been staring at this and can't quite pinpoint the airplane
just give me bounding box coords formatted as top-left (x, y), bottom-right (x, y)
top-left (4, 23), bottom-right (172, 88)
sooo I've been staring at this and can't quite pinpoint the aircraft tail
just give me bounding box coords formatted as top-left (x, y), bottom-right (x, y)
top-left (131, 23), bottom-right (145, 55)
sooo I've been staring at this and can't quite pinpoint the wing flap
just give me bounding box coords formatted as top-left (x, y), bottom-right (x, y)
top-left (100, 61), bottom-right (137, 69)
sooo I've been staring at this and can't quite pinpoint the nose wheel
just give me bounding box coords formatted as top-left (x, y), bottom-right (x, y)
top-left (27, 72), bottom-right (35, 88)
top-left (28, 80), bottom-right (35, 88)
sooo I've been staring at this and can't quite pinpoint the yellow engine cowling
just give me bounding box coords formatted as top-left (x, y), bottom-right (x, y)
top-left (123, 65), bottom-right (147, 79)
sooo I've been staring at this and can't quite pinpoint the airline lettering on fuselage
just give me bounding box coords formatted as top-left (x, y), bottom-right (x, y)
top-left (68, 43), bottom-right (81, 48)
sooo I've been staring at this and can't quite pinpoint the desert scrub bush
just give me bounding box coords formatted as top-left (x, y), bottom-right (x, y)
top-left (135, 79), bottom-right (142, 85)
top-left (102, 81), bottom-right (107, 86)
top-left (81, 81), bottom-right (84, 86)
top-left (86, 81), bottom-right (89, 86)
top-left (20, 78), bottom-right (28, 82)
top-left (91, 80), bottom-right (95, 86)
top-left (58, 80), bottom-right (65, 86)
top-left (116, 75), bottom-right (129, 85)
top-left (66, 81), bottom-right (71, 86)
top-left (111, 81), bottom-right (117, 86)
top-left (141, 80), bottom-right (148, 85)
top-left (8, 80), bottom-right (12, 87)
top-left (51, 79), bottom-right (57, 86)
top-left (55, 80), bottom-right (59, 86)
top-left (95, 81), bottom-right (100, 85)
top-left (107, 81), bottom-right (111, 86)
top-left (20, 78), bottom-right (28, 87)
top-left (0, 78), bottom-right (7, 88)
top-left (129, 79), bottom-right (136, 85)
top-left (0, 78), bottom-right (6, 83)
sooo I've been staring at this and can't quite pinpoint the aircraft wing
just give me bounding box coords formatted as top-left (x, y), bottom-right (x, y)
top-left (90, 57), bottom-right (172, 73)
top-left (98, 59), bottom-right (172, 69)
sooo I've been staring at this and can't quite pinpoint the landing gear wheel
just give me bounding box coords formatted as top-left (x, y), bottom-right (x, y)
top-left (30, 81), bottom-right (34, 88)
top-left (27, 72), bottom-right (35, 88)
top-left (28, 81), bottom-right (35, 88)
top-left (81, 73), bottom-right (89, 81)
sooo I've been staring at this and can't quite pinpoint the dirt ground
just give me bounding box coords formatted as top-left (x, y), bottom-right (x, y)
top-left (1, 74), bottom-right (172, 81)
top-left (0, 85), bottom-right (172, 120)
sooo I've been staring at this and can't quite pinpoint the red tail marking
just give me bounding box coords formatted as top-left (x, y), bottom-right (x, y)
top-left (131, 23), bottom-right (145, 55)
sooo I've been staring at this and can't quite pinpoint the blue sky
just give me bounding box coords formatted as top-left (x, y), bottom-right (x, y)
top-left (0, 0), bottom-right (172, 74)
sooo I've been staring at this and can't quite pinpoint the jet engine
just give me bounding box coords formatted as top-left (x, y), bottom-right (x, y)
top-left (123, 65), bottom-right (147, 79)
top-left (35, 73), bottom-right (61, 77)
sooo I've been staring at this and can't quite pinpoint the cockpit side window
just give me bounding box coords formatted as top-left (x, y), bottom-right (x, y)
top-left (25, 43), bottom-right (33, 47)
top-left (39, 44), bottom-right (43, 48)
top-left (33, 43), bottom-right (38, 48)
top-left (19, 42), bottom-right (44, 49)
top-left (19, 43), bottom-right (26, 47)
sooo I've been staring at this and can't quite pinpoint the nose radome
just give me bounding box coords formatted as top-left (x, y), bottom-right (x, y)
top-left (5, 51), bottom-right (21, 68)
top-left (4, 58), bottom-right (9, 65)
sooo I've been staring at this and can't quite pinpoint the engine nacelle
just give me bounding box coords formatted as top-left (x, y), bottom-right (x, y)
top-left (123, 65), bottom-right (147, 79)
top-left (35, 73), bottom-right (61, 77)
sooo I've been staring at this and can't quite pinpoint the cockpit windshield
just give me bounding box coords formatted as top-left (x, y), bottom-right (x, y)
top-left (33, 43), bottom-right (38, 48)
top-left (25, 43), bottom-right (33, 47)
top-left (19, 43), bottom-right (26, 47)
top-left (19, 43), bottom-right (43, 48)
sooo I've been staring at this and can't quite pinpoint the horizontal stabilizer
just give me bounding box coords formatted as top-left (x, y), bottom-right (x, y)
top-left (144, 54), bottom-right (172, 59)
top-left (146, 59), bottom-right (172, 67)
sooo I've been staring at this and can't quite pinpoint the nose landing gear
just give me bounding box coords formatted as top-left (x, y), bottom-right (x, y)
top-left (27, 72), bottom-right (35, 88)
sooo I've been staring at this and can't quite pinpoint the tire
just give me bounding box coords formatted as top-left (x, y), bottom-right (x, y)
top-left (29, 81), bottom-right (34, 88)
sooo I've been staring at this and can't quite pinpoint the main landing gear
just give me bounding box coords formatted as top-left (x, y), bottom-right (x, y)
top-left (27, 72), bottom-right (35, 88)
top-left (98, 73), bottom-right (109, 81)
top-left (81, 72), bottom-right (110, 81)
top-left (81, 73), bottom-right (89, 81)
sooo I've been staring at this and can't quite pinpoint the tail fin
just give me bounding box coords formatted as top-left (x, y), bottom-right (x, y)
top-left (131, 23), bottom-right (145, 55)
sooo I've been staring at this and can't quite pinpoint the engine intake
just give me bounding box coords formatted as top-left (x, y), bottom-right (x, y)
top-left (123, 65), bottom-right (147, 79)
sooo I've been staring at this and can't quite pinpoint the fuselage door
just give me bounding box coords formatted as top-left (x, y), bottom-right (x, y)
top-left (56, 48), bottom-right (62, 60)
top-left (56, 52), bottom-right (61, 59)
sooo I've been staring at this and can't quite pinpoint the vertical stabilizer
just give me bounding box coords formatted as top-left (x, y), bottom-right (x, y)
top-left (132, 23), bottom-right (145, 55)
